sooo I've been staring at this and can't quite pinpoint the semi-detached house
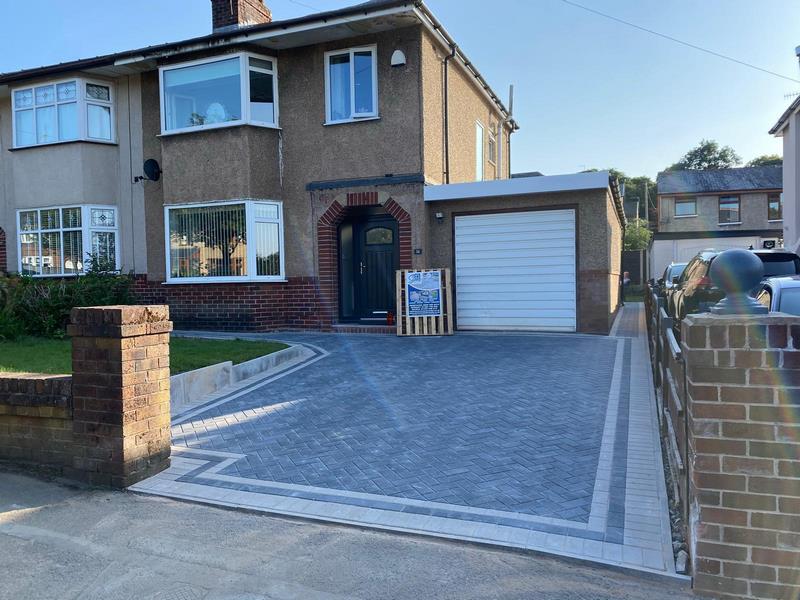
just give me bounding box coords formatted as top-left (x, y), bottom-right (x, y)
top-left (0, 0), bottom-right (625, 335)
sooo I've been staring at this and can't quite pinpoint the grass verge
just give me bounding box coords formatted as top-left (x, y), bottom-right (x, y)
top-left (0, 336), bottom-right (288, 376)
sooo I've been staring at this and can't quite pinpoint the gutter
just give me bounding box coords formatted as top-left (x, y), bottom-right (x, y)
top-left (0, 0), bottom-right (415, 85)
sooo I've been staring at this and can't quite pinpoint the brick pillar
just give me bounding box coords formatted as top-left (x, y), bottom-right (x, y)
top-left (68, 305), bottom-right (172, 488)
top-left (682, 313), bottom-right (800, 600)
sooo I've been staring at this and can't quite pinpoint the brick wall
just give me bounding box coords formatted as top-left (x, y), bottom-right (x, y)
top-left (0, 305), bottom-right (173, 488)
top-left (132, 276), bottom-right (324, 331)
top-left (0, 374), bottom-right (73, 467)
top-left (681, 313), bottom-right (800, 600)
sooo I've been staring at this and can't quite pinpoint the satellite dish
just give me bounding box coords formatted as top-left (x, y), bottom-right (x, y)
top-left (143, 159), bottom-right (162, 182)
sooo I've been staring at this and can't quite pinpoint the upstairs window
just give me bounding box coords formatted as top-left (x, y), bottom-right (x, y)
top-left (719, 196), bottom-right (741, 225)
top-left (674, 198), bottom-right (697, 217)
top-left (768, 193), bottom-right (783, 221)
top-left (161, 53), bottom-right (278, 134)
top-left (12, 79), bottom-right (113, 148)
top-left (17, 205), bottom-right (118, 276)
top-left (325, 46), bottom-right (378, 124)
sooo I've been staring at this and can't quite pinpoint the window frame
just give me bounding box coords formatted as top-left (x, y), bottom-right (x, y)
top-left (718, 195), bottom-right (742, 225)
top-left (475, 121), bottom-right (485, 182)
top-left (768, 193), bottom-right (783, 222)
top-left (674, 197), bottom-right (697, 218)
top-left (158, 52), bottom-right (280, 136)
top-left (16, 204), bottom-right (120, 277)
top-left (323, 45), bottom-right (379, 125)
top-left (163, 199), bottom-right (285, 284)
top-left (11, 78), bottom-right (115, 148)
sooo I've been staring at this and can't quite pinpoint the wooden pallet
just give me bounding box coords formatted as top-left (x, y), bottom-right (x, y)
top-left (395, 268), bottom-right (454, 336)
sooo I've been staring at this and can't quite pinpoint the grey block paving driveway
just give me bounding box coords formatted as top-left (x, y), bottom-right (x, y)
top-left (133, 305), bottom-right (679, 579)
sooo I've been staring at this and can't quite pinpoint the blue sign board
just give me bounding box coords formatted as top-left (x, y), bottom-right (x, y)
top-left (406, 271), bottom-right (442, 317)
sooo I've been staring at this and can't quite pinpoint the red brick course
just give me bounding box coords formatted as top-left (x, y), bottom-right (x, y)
top-left (681, 314), bottom-right (800, 600)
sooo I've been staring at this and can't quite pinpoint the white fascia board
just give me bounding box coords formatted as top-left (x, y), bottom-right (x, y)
top-left (424, 172), bottom-right (611, 202)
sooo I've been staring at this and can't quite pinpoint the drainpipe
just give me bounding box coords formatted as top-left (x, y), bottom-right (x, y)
top-left (443, 44), bottom-right (457, 184)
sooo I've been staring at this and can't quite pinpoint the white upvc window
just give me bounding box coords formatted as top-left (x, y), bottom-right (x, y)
top-left (159, 52), bottom-right (279, 135)
top-left (475, 121), bottom-right (485, 181)
top-left (17, 205), bottom-right (119, 276)
top-left (12, 79), bottom-right (114, 148)
top-left (164, 200), bottom-right (285, 283)
top-left (324, 45), bottom-right (378, 124)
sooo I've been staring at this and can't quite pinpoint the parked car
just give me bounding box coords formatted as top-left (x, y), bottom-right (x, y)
top-left (651, 262), bottom-right (687, 299)
top-left (755, 276), bottom-right (800, 315)
top-left (669, 249), bottom-right (800, 337)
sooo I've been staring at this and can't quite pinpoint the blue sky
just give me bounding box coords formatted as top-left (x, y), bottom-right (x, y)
top-left (1, 0), bottom-right (798, 179)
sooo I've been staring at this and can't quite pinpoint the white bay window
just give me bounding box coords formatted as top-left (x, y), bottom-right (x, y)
top-left (325, 46), bottom-right (378, 124)
top-left (165, 200), bottom-right (284, 283)
top-left (160, 53), bottom-right (278, 134)
top-left (12, 79), bottom-right (113, 148)
top-left (17, 206), bottom-right (118, 276)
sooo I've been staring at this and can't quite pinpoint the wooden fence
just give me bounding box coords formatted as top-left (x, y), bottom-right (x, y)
top-left (644, 288), bottom-right (690, 519)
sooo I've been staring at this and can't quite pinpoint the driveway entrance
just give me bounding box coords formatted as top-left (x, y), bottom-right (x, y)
top-left (132, 305), bottom-right (678, 578)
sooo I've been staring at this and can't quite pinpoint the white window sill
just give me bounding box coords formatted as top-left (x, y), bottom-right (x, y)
top-left (324, 116), bottom-right (381, 126)
top-left (674, 214), bottom-right (697, 219)
top-left (159, 121), bottom-right (281, 138)
top-left (768, 219), bottom-right (784, 223)
top-left (10, 138), bottom-right (117, 151)
top-left (718, 222), bottom-right (742, 226)
top-left (162, 278), bottom-right (288, 285)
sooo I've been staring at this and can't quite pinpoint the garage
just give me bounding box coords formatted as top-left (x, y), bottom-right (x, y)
top-left (425, 172), bottom-right (625, 335)
top-left (454, 209), bottom-right (577, 331)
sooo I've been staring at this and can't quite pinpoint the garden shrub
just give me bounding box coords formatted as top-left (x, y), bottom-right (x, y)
top-left (2, 258), bottom-right (133, 338)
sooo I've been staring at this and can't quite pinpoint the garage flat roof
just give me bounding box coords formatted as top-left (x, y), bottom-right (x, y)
top-left (424, 171), bottom-right (612, 202)
top-left (424, 171), bottom-right (625, 226)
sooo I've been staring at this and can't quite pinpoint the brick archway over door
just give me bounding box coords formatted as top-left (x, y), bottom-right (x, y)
top-left (317, 193), bottom-right (412, 326)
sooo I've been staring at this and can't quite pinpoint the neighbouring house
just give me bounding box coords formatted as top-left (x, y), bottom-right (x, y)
top-left (770, 56), bottom-right (799, 252)
top-left (0, 0), bottom-right (624, 334)
top-left (651, 166), bottom-right (783, 277)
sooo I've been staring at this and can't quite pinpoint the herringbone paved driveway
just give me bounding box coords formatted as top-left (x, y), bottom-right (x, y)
top-left (173, 333), bottom-right (618, 521)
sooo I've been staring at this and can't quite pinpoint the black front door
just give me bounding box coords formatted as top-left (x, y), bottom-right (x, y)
top-left (339, 215), bottom-right (399, 322)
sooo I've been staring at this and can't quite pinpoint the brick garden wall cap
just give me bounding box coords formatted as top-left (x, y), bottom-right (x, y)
top-left (0, 373), bottom-right (72, 407)
top-left (70, 305), bottom-right (170, 326)
top-left (684, 313), bottom-right (800, 327)
top-left (68, 305), bottom-right (172, 338)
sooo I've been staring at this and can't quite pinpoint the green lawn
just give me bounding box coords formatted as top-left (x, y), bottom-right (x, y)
top-left (0, 336), bottom-right (288, 376)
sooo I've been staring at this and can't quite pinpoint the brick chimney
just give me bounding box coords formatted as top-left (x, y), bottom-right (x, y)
top-left (211, 0), bottom-right (272, 32)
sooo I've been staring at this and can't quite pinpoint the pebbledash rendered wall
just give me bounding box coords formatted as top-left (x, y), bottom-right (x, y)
top-left (0, 305), bottom-right (172, 488)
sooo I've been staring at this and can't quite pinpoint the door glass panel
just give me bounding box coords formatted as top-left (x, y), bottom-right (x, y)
top-left (365, 227), bottom-right (393, 245)
top-left (339, 223), bottom-right (355, 319)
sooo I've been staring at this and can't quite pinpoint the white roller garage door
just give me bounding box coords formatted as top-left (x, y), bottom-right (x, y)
top-left (454, 209), bottom-right (577, 332)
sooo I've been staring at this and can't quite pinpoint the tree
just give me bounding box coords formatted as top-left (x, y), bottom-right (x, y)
top-left (667, 139), bottom-right (741, 171)
top-left (582, 168), bottom-right (656, 223)
top-left (746, 154), bottom-right (782, 167)
top-left (624, 218), bottom-right (652, 251)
